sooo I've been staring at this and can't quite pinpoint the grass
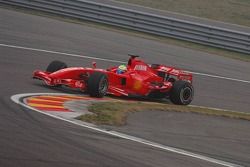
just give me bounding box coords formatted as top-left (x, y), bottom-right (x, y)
top-left (1, 4), bottom-right (250, 62)
top-left (78, 101), bottom-right (250, 126)
top-left (116, 0), bottom-right (250, 27)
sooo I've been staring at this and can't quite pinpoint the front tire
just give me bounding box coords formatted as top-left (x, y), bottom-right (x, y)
top-left (170, 80), bottom-right (194, 105)
top-left (88, 72), bottom-right (108, 98)
top-left (46, 60), bottom-right (67, 73)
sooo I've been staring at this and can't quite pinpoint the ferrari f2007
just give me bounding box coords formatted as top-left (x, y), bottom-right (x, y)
top-left (33, 55), bottom-right (194, 105)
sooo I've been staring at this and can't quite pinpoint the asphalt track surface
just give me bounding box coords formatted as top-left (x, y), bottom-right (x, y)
top-left (0, 8), bottom-right (250, 167)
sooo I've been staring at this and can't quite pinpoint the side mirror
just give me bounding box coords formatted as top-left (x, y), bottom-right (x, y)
top-left (92, 61), bottom-right (96, 68)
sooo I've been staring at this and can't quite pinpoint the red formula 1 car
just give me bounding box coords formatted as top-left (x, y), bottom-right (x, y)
top-left (33, 55), bottom-right (194, 105)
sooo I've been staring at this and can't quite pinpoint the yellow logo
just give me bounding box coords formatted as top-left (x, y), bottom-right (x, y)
top-left (133, 80), bottom-right (142, 90)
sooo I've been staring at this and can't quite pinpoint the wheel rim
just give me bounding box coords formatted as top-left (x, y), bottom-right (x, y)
top-left (99, 78), bottom-right (108, 94)
top-left (180, 87), bottom-right (193, 103)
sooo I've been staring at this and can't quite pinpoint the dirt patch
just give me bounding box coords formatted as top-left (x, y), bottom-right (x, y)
top-left (78, 101), bottom-right (250, 126)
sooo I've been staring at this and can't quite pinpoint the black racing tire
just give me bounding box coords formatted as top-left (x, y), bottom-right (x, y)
top-left (88, 72), bottom-right (108, 98)
top-left (170, 80), bottom-right (194, 105)
top-left (46, 60), bottom-right (67, 73)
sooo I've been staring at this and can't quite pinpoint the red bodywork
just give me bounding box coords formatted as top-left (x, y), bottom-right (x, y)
top-left (33, 56), bottom-right (192, 98)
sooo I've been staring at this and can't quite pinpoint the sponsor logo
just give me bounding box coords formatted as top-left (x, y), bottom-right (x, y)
top-left (75, 81), bottom-right (83, 87)
top-left (134, 65), bottom-right (147, 71)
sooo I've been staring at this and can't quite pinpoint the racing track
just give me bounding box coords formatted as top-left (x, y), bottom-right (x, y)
top-left (0, 7), bottom-right (250, 167)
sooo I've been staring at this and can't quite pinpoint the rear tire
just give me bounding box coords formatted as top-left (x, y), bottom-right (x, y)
top-left (170, 80), bottom-right (194, 105)
top-left (46, 60), bottom-right (67, 73)
top-left (88, 72), bottom-right (108, 98)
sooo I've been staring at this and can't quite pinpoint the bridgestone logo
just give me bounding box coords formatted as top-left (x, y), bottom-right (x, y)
top-left (134, 65), bottom-right (147, 71)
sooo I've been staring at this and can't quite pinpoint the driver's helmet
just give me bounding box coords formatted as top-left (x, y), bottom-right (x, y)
top-left (117, 65), bottom-right (127, 74)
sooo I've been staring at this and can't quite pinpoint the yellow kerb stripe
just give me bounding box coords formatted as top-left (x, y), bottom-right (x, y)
top-left (28, 103), bottom-right (65, 109)
top-left (38, 95), bottom-right (91, 100)
top-left (28, 97), bottom-right (64, 104)
top-left (36, 96), bottom-right (74, 100)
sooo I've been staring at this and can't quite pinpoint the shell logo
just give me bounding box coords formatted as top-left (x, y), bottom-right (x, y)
top-left (133, 80), bottom-right (142, 90)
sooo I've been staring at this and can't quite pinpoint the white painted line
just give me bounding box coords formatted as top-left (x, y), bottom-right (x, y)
top-left (1, 43), bottom-right (250, 84)
top-left (190, 105), bottom-right (250, 115)
top-left (11, 93), bottom-right (243, 167)
top-left (187, 71), bottom-right (250, 84)
top-left (0, 43), bottom-right (124, 63)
